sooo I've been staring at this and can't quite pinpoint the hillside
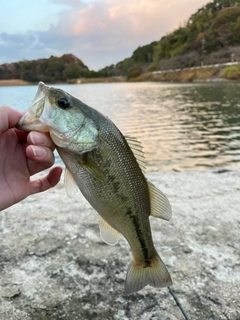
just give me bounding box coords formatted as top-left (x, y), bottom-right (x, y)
top-left (0, 54), bottom-right (90, 83)
top-left (102, 0), bottom-right (240, 79)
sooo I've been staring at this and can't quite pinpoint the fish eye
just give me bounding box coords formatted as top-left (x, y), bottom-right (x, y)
top-left (58, 98), bottom-right (70, 109)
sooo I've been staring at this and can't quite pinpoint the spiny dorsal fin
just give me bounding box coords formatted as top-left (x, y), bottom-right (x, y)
top-left (148, 181), bottom-right (172, 221)
top-left (99, 216), bottom-right (121, 246)
top-left (64, 168), bottom-right (79, 198)
top-left (125, 136), bottom-right (146, 173)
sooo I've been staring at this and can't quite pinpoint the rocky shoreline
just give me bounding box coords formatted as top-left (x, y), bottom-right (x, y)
top-left (0, 170), bottom-right (239, 320)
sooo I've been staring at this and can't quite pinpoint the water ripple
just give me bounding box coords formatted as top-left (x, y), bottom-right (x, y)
top-left (2, 82), bottom-right (240, 171)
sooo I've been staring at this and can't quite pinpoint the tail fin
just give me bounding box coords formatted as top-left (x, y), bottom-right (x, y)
top-left (125, 252), bottom-right (172, 294)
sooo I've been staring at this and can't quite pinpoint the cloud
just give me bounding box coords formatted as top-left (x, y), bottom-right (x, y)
top-left (49, 0), bottom-right (81, 5)
top-left (47, 0), bottom-right (210, 50)
top-left (0, 0), bottom-right (210, 70)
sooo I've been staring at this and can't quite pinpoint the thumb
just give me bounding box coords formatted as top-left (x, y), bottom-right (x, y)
top-left (0, 106), bottom-right (23, 134)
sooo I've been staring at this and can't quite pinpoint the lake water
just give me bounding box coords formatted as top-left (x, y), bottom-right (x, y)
top-left (1, 81), bottom-right (240, 171)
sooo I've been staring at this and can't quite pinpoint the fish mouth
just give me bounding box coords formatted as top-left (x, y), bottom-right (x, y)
top-left (31, 82), bottom-right (49, 112)
top-left (38, 81), bottom-right (50, 94)
top-left (17, 81), bottom-right (50, 132)
top-left (17, 112), bottom-right (48, 132)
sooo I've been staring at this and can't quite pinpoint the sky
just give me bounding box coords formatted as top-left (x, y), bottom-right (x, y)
top-left (0, 0), bottom-right (210, 71)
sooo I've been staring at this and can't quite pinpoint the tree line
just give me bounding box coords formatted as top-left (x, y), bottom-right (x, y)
top-left (0, 54), bottom-right (109, 83)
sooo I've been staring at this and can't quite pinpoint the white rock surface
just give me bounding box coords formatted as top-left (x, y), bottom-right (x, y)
top-left (0, 170), bottom-right (239, 320)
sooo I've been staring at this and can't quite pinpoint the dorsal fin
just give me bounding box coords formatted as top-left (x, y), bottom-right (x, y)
top-left (64, 168), bottom-right (79, 198)
top-left (125, 136), bottom-right (146, 173)
top-left (99, 216), bottom-right (121, 245)
top-left (148, 181), bottom-right (172, 221)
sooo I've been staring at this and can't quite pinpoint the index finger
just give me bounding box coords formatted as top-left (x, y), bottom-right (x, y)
top-left (27, 131), bottom-right (56, 151)
top-left (0, 106), bottom-right (23, 134)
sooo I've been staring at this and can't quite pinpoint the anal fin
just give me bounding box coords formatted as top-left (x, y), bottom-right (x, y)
top-left (99, 217), bottom-right (121, 246)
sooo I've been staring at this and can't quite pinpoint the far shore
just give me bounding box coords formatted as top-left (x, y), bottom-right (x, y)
top-left (0, 70), bottom-right (238, 87)
top-left (0, 77), bottom-right (127, 87)
top-left (0, 79), bottom-right (32, 86)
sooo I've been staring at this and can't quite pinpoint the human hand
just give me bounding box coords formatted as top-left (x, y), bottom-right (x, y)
top-left (0, 106), bottom-right (62, 211)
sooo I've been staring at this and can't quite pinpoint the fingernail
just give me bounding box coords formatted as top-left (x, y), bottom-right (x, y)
top-left (31, 146), bottom-right (46, 157)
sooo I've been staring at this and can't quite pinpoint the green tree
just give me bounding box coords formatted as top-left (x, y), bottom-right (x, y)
top-left (62, 65), bottom-right (81, 79)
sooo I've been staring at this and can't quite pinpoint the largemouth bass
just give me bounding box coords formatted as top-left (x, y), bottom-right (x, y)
top-left (18, 82), bottom-right (172, 294)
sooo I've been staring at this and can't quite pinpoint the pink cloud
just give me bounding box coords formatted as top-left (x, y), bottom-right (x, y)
top-left (0, 0), bottom-right (211, 69)
top-left (54, 0), bottom-right (210, 40)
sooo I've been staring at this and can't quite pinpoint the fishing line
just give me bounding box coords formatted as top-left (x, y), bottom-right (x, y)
top-left (168, 286), bottom-right (190, 320)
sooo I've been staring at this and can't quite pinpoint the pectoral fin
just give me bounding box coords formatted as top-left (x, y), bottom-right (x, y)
top-left (99, 216), bottom-right (121, 245)
top-left (64, 168), bottom-right (79, 198)
top-left (80, 154), bottom-right (105, 183)
top-left (148, 181), bottom-right (172, 221)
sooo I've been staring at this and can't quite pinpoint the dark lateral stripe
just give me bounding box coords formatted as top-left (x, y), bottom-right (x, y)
top-left (126, 208), bottom-right (150, 262)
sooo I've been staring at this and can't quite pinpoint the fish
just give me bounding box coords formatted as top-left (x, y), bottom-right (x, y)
top-left (18, 81), bottom-right (172, 294)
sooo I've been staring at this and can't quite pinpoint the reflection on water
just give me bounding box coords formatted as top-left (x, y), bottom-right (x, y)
top-left (1, 82), bottom-right (240, 171)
